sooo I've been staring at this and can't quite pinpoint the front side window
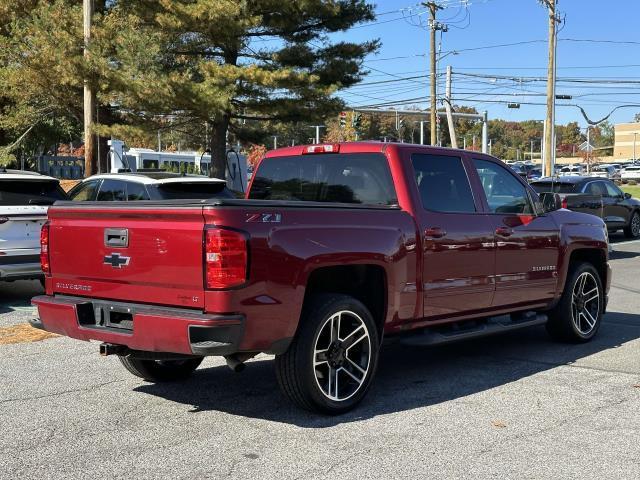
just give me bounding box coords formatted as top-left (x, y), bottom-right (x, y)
top-left (411, 154), bottom-right (476, 213)
top-left (474, 159), bottom-right (533, 214)
top-left (603, 181), bottom-right (623, 198)
top-left (249, 153), bottom-right (397, 205)
top-left (69, 179), bottom-right (100, 201)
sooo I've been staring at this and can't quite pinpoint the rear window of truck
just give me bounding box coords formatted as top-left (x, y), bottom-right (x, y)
top-left (530, 182), bottom-right (577, 194)
top-left (0, 180), bottom-right (67, 205)
top-left (249, 153), bottom-right (397, 205)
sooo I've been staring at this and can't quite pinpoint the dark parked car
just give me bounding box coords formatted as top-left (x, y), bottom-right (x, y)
top-left (531, 176), bottom-right (640, 238)
top-left (67, 171), bottom-right (235, 202)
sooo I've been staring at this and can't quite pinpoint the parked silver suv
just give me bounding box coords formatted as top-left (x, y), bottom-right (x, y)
top-left (0, 169), bottom-right (67, 282)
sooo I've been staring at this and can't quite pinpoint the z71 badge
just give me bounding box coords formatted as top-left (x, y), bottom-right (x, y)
top-left (246, 213), bottom-right (282, 223)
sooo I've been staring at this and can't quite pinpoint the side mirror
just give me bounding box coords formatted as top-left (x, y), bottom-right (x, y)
top-left (624, 192), bottom-right (632, 199)
top-left (539, 192), bottom-right (562, 213)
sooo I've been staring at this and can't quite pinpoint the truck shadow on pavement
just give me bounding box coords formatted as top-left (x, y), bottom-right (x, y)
top-left (134, 311), bottom-right (640, 428)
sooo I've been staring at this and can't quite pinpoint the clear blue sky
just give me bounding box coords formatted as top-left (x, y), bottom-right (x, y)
top-left (335, 0), bottom-right (640, 128)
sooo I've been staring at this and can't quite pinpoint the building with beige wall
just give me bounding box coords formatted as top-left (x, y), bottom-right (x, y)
top-left (614, 122), bottom-right (640, 160)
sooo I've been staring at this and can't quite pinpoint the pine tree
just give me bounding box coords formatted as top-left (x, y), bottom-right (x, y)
top-left (102, 1), bottom-right (378, 178)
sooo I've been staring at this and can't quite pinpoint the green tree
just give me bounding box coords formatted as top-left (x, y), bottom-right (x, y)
top-left (101, 0), bottom-right (378, 178)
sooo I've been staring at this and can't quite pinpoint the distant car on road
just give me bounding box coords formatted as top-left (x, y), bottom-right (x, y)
top-left (0, 169), bottom-right (68, 282)
top-left (67, 171), bottom-right (235, 202)
top-left (621, 165), bottom-right (640, 181)
top-left (531, 176), bottom-right (640, 238)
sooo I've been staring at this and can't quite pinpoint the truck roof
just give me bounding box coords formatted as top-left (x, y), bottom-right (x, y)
top-left (264, 141), bottom-right (480, 158)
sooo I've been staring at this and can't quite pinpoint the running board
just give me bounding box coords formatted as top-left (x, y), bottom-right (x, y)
top-left (400, 313), bottom-right (548, 347)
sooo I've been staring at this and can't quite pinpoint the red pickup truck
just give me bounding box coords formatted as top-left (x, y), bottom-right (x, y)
top-left (32, 142), bottom-right (611, 414)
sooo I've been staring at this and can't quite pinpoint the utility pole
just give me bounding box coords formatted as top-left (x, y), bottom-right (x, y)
top-left (445, 66), bottom-right (457, 148)
top-left (542, 0), bottom-right (559, 177)
top-left (634, 132), bottom-right (637, 161)
top-left (83, 0), bottom-right (95, 177)
top-left (273, 136), bottom-right (278, 150)
top-left (425, 2), bottom-right (442, 146)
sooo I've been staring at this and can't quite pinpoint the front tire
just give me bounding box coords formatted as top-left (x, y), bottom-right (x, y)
top-left (275, 294), bottom-right (380, 414)
top-left (546, 262), bottom-right (603, 343)
top-left (624, 211), bottom-right (640, 238)
top-left (118, 356), bottom-right (203, 382)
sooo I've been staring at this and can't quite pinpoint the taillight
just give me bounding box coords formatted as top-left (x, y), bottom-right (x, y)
top-left (561, 198), bottom-right (568, 209)
top-left (205, 228), bottom-right (248, 289)
top-left (40, 221), bottom-right (50, 275)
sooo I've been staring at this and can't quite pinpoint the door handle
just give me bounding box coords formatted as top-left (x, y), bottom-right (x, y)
top-left (425, 227), bottom-right (447, 239)
top-left (495, 226), bottom-right (513, 237)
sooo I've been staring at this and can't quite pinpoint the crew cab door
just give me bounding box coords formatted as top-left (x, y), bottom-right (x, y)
top-left (408, 151), bottom-right (495, 318)
top-left (471, 158), bottom-right (560, 308)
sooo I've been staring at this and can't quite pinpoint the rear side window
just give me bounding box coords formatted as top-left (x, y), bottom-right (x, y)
top-left (411, 154), bottom-right (476, 213)
top-left (97, 179), bottom-right (127, 201)
top-left (150, 182), bottom-right (234, 200)
top-left (0, 180), bottom-right (67, 205)
top-left (249, 153), bottom-right (397, 205)
top-left (530, 182), bottom-right (576, 194)
top-left (126, 182), bottom-right (150, 201)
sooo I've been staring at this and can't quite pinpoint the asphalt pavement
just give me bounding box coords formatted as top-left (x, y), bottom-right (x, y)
top-left (1, 236), bottom-right (639, 479)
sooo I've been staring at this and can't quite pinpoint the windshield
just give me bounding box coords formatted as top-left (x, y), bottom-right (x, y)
top-left (0, 180), bottom-right (67, 205)
top-left (249, 153), bottom-right (397, 205)
top-left (530, 182), bottom-right (577, 194)
top-left (149, 182), bottom-right (234, 200)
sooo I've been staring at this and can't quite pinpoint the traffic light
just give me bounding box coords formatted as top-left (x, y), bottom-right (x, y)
top-left (339, 111), bottom-right (347, 128)
top-left (398, 118), bottom-right (404, 130)
top-left (352, 112), bottom-right (361, 128)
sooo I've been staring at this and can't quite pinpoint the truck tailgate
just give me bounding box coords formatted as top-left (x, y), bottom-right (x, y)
top-left (48, 205), bottom-right (206, 309)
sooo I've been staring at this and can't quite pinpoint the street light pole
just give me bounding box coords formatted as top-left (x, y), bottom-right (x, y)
top-left (634, 132), bottom-right (637, 161)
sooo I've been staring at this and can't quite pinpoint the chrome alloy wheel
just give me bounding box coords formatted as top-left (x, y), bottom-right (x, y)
top-left (571, 272), bottom-right (600, 335)
top-left (313, 310), bottom-right (371, 402)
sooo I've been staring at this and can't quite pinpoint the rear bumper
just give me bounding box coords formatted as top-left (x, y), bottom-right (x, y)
top-left (31, 295), bottom-right (245, 356)
top-left (0, 253), bottom-right (42, 280)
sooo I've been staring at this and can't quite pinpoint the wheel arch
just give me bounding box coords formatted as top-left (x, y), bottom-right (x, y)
top-left (567, 248), bottom-right (608, 288)
top-left (301, 264), bottom-right (388, 340)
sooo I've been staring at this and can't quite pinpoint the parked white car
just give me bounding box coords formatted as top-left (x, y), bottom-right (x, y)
top-left (0, 169), bottom-right (67, 282)
top-left (560, 165), bottom-right (584, 176)
top-left (621, 165), bottom-right (640, 181)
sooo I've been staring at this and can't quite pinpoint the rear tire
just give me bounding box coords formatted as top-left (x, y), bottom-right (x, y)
top-left (118, 356), bottom-right (203, 382)
top-left (275, 294), bottom-right (380, 414)
top-left (624, 211), bottom-right (640, 238)
top-left (546, 262), bottom-right (603, 343)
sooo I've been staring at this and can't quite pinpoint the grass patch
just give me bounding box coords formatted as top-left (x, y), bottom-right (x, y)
top-left (0, 324), bottom-right (58, 345)
top-left (621, 185), bottom-right (640, 199)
